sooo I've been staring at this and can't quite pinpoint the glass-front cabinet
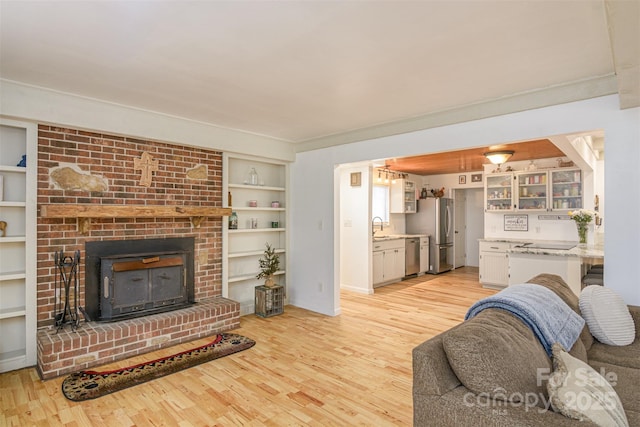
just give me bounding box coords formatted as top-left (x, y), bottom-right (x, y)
top-left (516, 171), bottom-right (548, 211)
top-left (550, 168), bottom-right (583, 211)
top-left (485, 173), bottom-right (514, 211)
top-left (485, 167), bottom-right (584, 213)
top-left (390, 179), bottom-right (416, 213)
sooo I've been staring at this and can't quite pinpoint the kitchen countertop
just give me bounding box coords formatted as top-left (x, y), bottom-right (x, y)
top-left (480, 238), bottom-right (604, 259)
top-left (373, 234), bottom-right (428, 241)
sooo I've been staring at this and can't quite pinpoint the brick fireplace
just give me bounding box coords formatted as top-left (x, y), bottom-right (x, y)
top-left (35, 125), bottom-right (239, 379)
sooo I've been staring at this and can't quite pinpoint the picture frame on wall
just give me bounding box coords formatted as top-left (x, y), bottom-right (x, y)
top-left (458, 175), bottom-right (466, 185)
top-left (471, 173), bottom-right (483, 183)
top-left (350, 172), bottom-right (361, 187)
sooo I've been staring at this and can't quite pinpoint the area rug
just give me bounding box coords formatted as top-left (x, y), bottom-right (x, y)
top-left (62, 333), bottom-right (255, 401)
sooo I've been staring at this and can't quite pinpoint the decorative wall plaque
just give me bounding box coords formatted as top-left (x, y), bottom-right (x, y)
top-left (504, 214), bottom-right (528, 231)
top-left (134, 152), bottom-right (159, 187)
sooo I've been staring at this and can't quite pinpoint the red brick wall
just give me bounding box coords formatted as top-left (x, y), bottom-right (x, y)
top-left (36, 125), bottom-right (224, 327)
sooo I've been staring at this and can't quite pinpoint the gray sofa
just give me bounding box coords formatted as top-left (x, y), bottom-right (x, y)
top-left (413, 274), bottom-right (640, 426)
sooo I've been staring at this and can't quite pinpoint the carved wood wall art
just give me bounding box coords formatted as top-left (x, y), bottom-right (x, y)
top-left (133, 152), bottom-right (159, 187)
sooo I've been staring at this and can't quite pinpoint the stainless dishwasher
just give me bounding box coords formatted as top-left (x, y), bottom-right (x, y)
top-left (405, 238), bottom-right (420, 276)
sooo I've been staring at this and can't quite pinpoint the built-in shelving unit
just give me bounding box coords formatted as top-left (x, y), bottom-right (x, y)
top-left (223, 154), bottom-right (288, 315)
top-left (0, 118), bottom-right (37, 373)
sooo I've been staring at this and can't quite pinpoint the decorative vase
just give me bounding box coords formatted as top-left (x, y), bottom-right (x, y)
top-left (264, 276), bottom-right (275, 288)
top-left (576, 222), bottom-right (588, 244)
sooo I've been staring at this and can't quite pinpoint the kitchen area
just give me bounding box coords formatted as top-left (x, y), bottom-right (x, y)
top-left (371, 195), bottom-right (454, 287)
top-left (337, 132), bottom-right (605, 296)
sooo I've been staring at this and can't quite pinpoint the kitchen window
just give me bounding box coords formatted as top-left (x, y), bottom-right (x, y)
top-left (372, 184), bottom-right (390, 224)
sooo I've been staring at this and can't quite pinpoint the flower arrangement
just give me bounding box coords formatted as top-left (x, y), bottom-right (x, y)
top-left (568, 209), bottom-right (596, 243)
top-left (568, 209), bottom-right (595, 224)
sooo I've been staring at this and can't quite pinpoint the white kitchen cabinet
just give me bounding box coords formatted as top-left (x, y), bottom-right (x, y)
top-left (0, 119), bottom-right (37, 373)
top-left (515, 171), bottom-right (548, 211)
top-left (550, 168), bottom-right (583, 211)
top-left (419, 236), bottom-right (430, 274)
top-left (479, 241), bottom-right (513, 289)
top-left (487, 168), bottom-right (584, 213)
top-left (372, 250), bottom-right (384, 285)
top-left (372, 239), bottom-right (406, 287)
top-left (223, 154), bottom-right (288, 315)
top-left (390, 179), bottom-right (416, 213)
top-left (484, 173), bottom-right (514, 212)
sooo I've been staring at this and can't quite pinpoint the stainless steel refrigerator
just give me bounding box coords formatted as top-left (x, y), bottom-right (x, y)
top-left (406, 198), bottom-right (454, 274)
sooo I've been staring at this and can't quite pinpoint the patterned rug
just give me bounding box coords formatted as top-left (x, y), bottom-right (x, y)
top-left (62, 333), bottom-right (255, 401)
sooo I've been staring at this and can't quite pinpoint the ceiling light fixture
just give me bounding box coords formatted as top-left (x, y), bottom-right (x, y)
top-left (484, 150), bottom-right (514, 165)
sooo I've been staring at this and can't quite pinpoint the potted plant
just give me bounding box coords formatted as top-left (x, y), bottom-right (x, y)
top-left (256, 243), bottom-right (280, 287)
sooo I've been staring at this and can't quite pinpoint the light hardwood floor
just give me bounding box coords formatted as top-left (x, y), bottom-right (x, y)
top-left (0, 267), bottom-right (495, 427)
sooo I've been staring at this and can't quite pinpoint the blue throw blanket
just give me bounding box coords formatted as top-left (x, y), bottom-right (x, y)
top-left (465, 284), bottom-right (585, 356)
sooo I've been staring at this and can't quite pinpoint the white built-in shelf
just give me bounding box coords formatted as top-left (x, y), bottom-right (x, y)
top-left (0, 306), bottom-right (26, 320)
top-left (0, 165), bottom-right (26, 173)
top-left (0, 236), bottom-right (26, 243)
top-left (0, 201), bottom-right (27, 207)
top-left (228, 228), bottom-right (285, 234)
top-left (228, 183), bottom-right (285, 192)
top-left (0, 118), bottom-right (36, 373)
top-left (228, 249), bottom-right (286, 259)
top-left (228, 270), bottom-right (286, 283)
top-left (224, 154), bottom-right (288, 316)
top-left (231, 207), bottom-right (286, 212)
top-left (0, 271), bottom-right (26, 281)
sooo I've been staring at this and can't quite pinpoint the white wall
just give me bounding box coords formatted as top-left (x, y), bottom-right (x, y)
top-left (290, 95), bottom-right (640, 315)
top-left (339, 165), bottom-right (372, 294)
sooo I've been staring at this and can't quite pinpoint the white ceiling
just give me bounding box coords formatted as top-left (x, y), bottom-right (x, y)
top-left (1, 1), bottom-right (638, 148)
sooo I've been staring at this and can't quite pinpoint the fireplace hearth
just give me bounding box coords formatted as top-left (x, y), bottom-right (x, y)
top-left (85, 238), bottom-right (195, 322)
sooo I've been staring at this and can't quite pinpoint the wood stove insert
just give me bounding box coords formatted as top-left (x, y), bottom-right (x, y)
top-left (85, 238), bottom-right (195, 322)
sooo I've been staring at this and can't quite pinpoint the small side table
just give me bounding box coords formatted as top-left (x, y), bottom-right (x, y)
top-left (255, 285), bottom-right (284, 318)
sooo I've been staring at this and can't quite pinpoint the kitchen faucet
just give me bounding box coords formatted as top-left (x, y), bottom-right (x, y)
top-left (372, 216), bottom-right (384, 236)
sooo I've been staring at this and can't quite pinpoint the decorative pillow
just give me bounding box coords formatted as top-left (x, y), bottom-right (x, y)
top-left (579, 286), bottom-right (635, 346)
top-left (547, 343), bottom-right (629, 427)
top-left (443, 309), bottom-right (551, 407)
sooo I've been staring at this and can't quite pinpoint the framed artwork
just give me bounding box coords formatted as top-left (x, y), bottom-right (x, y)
top-left (504, 214), bottom-right (528, 231)
top-left (458, 175), bottom-right (466, 185)
top-left (471, 173), bottom-right (483, 183)
top-left (350, 172), bottom-right (361, 187)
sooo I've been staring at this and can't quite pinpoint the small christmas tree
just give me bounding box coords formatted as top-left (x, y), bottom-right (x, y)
top-left (256, 243), bottom-right (280, 287)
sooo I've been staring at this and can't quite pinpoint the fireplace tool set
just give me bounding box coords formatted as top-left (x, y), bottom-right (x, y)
top-left (54, 250), bottom-right (81, 331)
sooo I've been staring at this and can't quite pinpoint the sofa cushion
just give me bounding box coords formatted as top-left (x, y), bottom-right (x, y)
top-left (442, 309), bottom-right (551, 407)
top-left (527, 273), bottom-right (594, 351)
top-left (547, 343), bottom-right (629, 427)
top-left (568, 335), bottom-right (588, 363)
top-left (580, 286), bottom-right (635, 346)
top-left (588, 359), bottom-right (640, 414)
top-left (588, 338), bottom-right (640, 370)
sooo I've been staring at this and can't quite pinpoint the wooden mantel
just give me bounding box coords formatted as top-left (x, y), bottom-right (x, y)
top-left (40, 204), bottom-right (232, 234)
